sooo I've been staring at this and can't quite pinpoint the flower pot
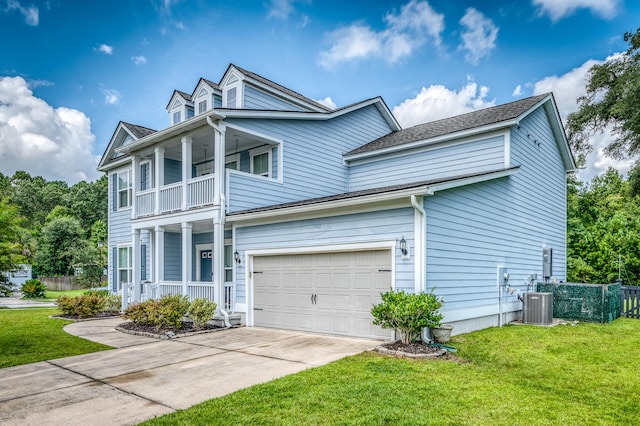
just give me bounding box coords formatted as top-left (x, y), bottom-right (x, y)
top-left (431, 324), bottom-right (453, 343)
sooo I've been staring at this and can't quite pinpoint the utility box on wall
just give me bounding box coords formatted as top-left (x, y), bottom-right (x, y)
top-left (537, 282), bottom-right (621, 323)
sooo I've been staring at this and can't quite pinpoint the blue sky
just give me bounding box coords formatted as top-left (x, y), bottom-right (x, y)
top-left (1, 0), bottom-right (639, 183)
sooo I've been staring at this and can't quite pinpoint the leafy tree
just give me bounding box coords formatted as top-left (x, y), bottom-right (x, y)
top-left (35, 216), bottom-right (84, 276)
top-left (567, 28), bottom-right (640, 164)
top-left (70, 241), bottom-right (105, 288)
top-left (65, 176), bottom-right (107, 230)
top-left (0, 198), bottom-right (28, 273)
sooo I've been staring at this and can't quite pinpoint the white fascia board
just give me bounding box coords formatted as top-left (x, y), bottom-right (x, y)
top-left (245, 240), bottom-right (396, 257)
top-left (344, 121), bottom-right (517, 162)
top-left (130, 206), bottom-right (220, 230)
top-left (116, 112), bottom-right (226, 155)
top-left (98, 156), bottom-right (131, 172)
top-left (227, 186), bottom-right (429, 225)
top-left (427, 167), bottom-right (519, 193)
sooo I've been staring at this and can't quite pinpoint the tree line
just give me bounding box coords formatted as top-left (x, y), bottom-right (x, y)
top-left (0, 171), bottom-right (107, 287)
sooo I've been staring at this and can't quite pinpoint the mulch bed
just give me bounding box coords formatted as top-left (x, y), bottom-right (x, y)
top-left (116, 321), bottom-right (230, 339)
top-left (374, 340), bottom-right (451, 360)
top-left (50, 311), bottom-right (121, 321)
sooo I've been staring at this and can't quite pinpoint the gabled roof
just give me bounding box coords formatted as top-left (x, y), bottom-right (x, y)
top-left (165, 90), bottom-right (193, 110)
top-left (226, 64), bottom-right (333, 112)
top-left (98, 121), bottom-right (157, 170)
top-left (346, 94), bottom-right (549, 157)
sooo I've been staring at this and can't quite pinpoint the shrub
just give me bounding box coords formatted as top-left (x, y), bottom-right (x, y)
top-left (56, 292), bottom-right (121, 318)
top-left (103, 294), bottom-right (122, 312)
top-left (371, 288), bottom-right (443, 344)
top-left (188, 298), bottom-right (217, 328)
top-left (122, 294), bottom-right (190, 330)
top-left (0, 273), bottom-right (13, 297)
top-left (21, 279), bottom-right (46, 299)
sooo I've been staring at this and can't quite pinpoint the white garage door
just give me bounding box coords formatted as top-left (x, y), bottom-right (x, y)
top-left (252, 250), bottom-right (392, 339)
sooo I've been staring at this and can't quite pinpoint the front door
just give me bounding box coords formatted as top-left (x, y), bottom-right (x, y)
top-left (200, 249), bottom-right (212, 282)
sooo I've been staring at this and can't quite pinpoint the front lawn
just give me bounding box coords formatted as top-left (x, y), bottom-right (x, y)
top-left (42, 289), bottom-right (87, 301)
top-left (143, 319), bottom-right (639, 425)
top-left (0, 308), bottom-right (112, 368)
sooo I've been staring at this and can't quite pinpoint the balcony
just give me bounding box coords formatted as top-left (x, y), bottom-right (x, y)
top-left (135, 174), bottom-right (216, 218)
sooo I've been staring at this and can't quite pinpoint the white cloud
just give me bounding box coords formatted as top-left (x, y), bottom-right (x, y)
top-left (392, 77), bottom-right (494, 128)
top-left (0, 76), bottom-right (99, 183)
top-left (5, 0), bottom-right (38, 26)
top-left (131, 55), bottom-right (147, 65)
top-left (266, 0), bottom-right (310, 22)
top-left (27, 79), bottom-right (54, 88)
top-left (95, 44), bottom-right (113, 55)
top-left (459, 8), bottom-right (498, 65)
top-left (319, 0), bottom-right (444, 68)
top-left (512, 85), bottom-right (522, 96)
top-left (532, 0), bottom-right (620, 21)
top-left (313, 97), bottom-right (336, 109)
top-left (175, 21), bottom-right (185, 30)
top-left (532, 54), bottom-right (631, 180)
top-left (100, 88), bottom-right (120, 105)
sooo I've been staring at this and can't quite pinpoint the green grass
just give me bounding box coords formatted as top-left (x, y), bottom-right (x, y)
top-left (143, 319), bottom-right (640, 425)
top-left (0, 308), bottom-right (112, 368)
top-left (42, 289), bottom-right (87, 301)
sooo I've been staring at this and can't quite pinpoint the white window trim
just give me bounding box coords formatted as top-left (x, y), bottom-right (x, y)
top-left (139, 160), bottom-right (152, 191)
top-left (249, 147), bottom-right (272, 178)
top-left (225, 154), bottom-right (240, 170)
top-left (172, 110), bottom-right (181, 125)
top-left (198, 99), bottom-right (208, 114)
top-left (117, 244), bottom-right (132, 291)
top-left (117, 169), bottom-right (132, 210)
top-left (223, 81), bottom-right (242, 109)
top-left (223, 238), bottom-right (233, 284)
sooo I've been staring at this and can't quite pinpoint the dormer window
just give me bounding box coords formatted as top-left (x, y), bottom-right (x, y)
top-left (186, 106), bottom-right (194, 119)
top-left (226, 87), bottom-right (237, 108)
top-left (173, 111), bottom-right (181, 125)
top-left (199, 100), bottom-right (207, 114)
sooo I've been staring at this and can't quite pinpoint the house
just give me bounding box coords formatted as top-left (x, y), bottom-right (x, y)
top-left (98, 64), bottom-right (575, 339)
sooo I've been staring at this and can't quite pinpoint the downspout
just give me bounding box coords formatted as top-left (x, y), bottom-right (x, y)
top-left (207, 116), bottom-right (231, 328)
top-left (412, 194), bottom-right (429, 342)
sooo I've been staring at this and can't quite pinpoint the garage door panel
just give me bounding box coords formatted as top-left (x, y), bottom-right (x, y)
top-left (253, 249), bottom-right (392, 339)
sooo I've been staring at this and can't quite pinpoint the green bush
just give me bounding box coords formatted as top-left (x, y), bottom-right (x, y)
top-left (123, 294), bottom-right (190, 330)
top-left (371, 288), bottom-right (443, 344)
top-left (188, 298), bottom-right (217, 328)
top-left (56, 292), bottom-right (121, 318)
top-left (0, 273), bottom-right (13, 297)
top-left (21, 279), bottom-right (46, 299)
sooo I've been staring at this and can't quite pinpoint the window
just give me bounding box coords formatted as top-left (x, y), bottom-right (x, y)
top-left (198, 100), bottom-right (207, 114)
top-left (173, 110), bottom-right (181, 124)
top-left (226, 87), bottom-right (236, 108)
top-left (186, 106), bottom-right (194, 119)
top-left (225, 154), bottom-right (240, 171)
top-left (117, 246), bottom-right (132, 291)
top-left (117, 170), bottom-right (132, 209)
top-left (224, 242), bottom-right (233, 282)
top-left (251, 150), bottom-right (270, 177)
top-left (140, 162), bottom-right (150, 191)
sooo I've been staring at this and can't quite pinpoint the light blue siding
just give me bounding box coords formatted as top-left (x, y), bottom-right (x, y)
top-left (227, 104), bottom-right (392, 212)
top-left (164, 158), bottom-right (181, 184)
top-left (348, 135), bottom-right (505, 191)
top-left (425, 107), bottom-right (567, 320)
top-left (164, 232), bottom-right (182, 281)
top-left (243, 85), bottom-right (308, 111)
top-left (234, 208), bottom-right (414, 304)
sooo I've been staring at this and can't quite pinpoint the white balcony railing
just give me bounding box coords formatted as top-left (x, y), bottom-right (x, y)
top-left (188, 174), bottom-right (215, 208)
top-left (187, 281), bottom-right (216, 301)
top-left (160, 183), bottom-right (182, 213)
top-left (136, 189), bottom-right (155, 217)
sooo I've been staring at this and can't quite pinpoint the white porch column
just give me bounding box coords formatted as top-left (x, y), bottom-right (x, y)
top-left (181, 136), bottom-right (192, 211)
top-left (154, 147), bottom-right (165, 215)
top-left (132, 229), bottom-right (141, 302)
top-left (213, 215), bottom-right (224, 308)
top-left (213, 124), bottom-right (226, 206)
top-left (181, 222), bottom-right (192, 298)
top-left (155, 226), bottom-right (165, 284)
top-left (131, 154), bottom-right (139, 219)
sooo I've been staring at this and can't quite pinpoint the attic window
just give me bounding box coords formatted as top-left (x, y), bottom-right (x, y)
top-left (226, 87), bottom-right (237, 108)
top-left (173, 111), bottom-right (181, 124)
top-left (199, 100), bottom-right (207, 114)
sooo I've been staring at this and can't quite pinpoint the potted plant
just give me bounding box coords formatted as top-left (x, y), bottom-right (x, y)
top-left (431, 323), bottom-right (454, 343)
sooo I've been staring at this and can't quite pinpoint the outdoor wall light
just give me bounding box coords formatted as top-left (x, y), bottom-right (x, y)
top-left (399, 237), bottom-right (409, 259)
top-left (234, 250), bottom-right (242, 265)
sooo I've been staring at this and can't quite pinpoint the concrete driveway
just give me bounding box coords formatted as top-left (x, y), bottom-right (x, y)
top-left (0, 318), bottom-right (382, 426)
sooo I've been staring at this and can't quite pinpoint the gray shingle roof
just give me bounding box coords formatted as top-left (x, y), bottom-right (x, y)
top-left (228, 167), bottom-right (518, 217)
top-left (346, 93), bottom-right (550, 156)
top-left (231, 64), bottom-right (333, 112)
top-left (121, 122), bottom-right (157, 139)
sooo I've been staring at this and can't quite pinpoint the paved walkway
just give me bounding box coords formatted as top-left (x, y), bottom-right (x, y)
top-left (0, 292), bottom-right (56, 308)
top-left (0, 318), bottom-right (382, 426)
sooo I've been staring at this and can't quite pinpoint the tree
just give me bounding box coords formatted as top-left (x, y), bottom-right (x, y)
top-left (567, 28), bottom-right (640, 163)
top-left (0, 198), bottom-right (28, 273)
top-left (35, 216), bottom-right (84, 276)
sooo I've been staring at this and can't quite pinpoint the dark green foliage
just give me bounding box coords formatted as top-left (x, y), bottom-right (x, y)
top-left (187, 298), bottom-right (217, 328)
top-left (123, 294), bottom-right (190, 329)
top-left (567, 27), bottom-right (640, 163)
top-left (35, 216), bottom-right (84, 276)
top-left (0, 273), bottom-right (13, 297)
top-left (21, 279), bottom-right (46, 298)
top-left (0, 198), bottom-right (29, 273)
top-left (567, 168), bottom-right (640, 284)
top-left (371, 288), bottom-right (443, 344)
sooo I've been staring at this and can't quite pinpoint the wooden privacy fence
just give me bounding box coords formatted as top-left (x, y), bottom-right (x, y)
top-left (620, 286), bottom-right (640, 318)
top-left (40, 276), bottom-right (81, 291)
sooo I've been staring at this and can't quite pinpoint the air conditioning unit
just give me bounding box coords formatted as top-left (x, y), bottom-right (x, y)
top-left (523, 292), bottom-right (553, 325)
